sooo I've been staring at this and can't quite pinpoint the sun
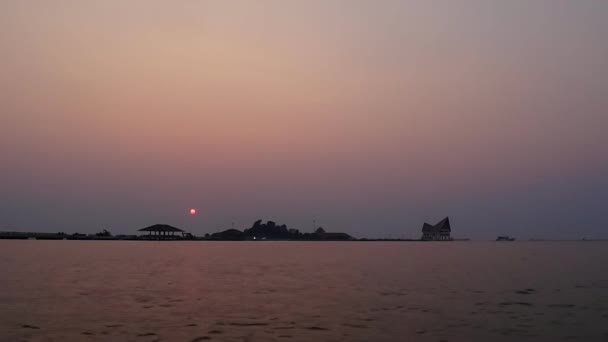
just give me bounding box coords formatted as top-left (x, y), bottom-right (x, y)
top-left (189, 209), bottom-right (197, 215)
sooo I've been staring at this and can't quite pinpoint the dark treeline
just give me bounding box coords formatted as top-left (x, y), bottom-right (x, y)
top-left (208, 220), bottom-right (352, 241)
top-left (0, 220), bottom-right (353, 241)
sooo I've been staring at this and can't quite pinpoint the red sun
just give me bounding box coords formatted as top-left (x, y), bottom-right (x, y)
top-left (189, 209), bottom-right (197, 215)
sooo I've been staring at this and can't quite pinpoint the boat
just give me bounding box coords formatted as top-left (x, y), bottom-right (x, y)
top-left (496, 236), bottom-right (515, 241)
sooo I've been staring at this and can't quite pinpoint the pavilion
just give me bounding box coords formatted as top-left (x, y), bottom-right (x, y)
top-left (139, 224), bottom-right (185, 240)
top-left (421, 217), bottom-right (452, 241)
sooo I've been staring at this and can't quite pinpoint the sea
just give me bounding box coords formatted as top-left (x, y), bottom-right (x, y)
top-left (1, 240), bottom-right (607, 342)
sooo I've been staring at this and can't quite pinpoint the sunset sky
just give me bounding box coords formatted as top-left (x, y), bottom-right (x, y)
top-left (1, 1), bottom-right (607, 239)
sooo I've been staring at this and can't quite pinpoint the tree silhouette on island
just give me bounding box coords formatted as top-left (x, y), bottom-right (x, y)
top-left (209, 220), bottom-right (352, 241)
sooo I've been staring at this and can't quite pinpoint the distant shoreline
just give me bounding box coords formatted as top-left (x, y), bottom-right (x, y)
top-left (0, 232), bottom-right (430, 242)
top-left (1, 233), bottom-right (606, 242)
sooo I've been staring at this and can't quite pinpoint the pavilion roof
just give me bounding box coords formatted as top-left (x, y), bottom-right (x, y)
top-left (421, 217), bottom-right (451, 233)
top-left (139, 224), bottom-right (184, 232)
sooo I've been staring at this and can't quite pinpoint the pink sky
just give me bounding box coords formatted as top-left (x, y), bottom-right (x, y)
top-left (1, 1), bottom-right (607, 239)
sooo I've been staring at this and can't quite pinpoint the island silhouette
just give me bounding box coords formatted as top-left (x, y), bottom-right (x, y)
top-left (209, 220), bottom-right (353, 241)
top-left (0, 218), bottom-right (477, 241)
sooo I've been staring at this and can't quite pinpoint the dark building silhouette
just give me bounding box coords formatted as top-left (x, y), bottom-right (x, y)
top-left (421, 217), bottom-right (452, 241)
top-left (139, 224), bottom-right (184, 239)
top-left (211, 229), bottom-right (246, 240)
top-left (311, 226), bottom-right (352, 240)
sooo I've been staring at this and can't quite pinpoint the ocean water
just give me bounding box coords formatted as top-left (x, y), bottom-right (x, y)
top-left (1, 240), bottom-right (607, 342)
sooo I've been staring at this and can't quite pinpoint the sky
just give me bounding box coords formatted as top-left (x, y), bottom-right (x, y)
top-left (1, 1), bottom-right (607, 239)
